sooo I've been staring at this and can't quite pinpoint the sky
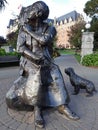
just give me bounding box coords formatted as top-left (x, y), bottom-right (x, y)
top-left (0, 0), bottom-right (89, 38)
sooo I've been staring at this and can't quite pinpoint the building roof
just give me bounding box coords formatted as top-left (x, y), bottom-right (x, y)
top-left (56, 10), bottom-right (80, 23)
top-left (7, 10), bottom-right (80, 28)
top-left (7, 19), bottom-right (18, 28)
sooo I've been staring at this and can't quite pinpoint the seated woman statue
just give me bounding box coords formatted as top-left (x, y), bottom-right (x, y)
top-left (6, 1), bottom-right (79, 128)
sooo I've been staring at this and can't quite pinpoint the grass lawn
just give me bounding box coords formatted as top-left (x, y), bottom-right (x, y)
top-left (58, 49), bottom-right (81, 63)
top-left (74, 54), bottom-right (81, 63)
top-left (58, 49), bottom-right (76, 55)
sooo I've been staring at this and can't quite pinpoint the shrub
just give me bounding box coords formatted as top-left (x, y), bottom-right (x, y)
top-left (82, 54), bottom-right (98, 67)
top-left (0, 48), bottom-right (21, 58)
top-left (94, 61), bottom-right (98, 66)
top-left (53, 48), bottom-right (61, 58)
top-left (0, 48), bottom-right (6, 55)
top-left (6, 51), bottom-right (21, 59)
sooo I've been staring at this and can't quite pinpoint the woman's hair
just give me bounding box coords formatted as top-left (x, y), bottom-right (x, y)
top-left (18, 1), bottom-right (49, 25)
top-left (32, 1), bottom-right (49, 20)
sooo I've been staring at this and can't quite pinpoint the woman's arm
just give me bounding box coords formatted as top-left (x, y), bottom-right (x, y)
top-left (17, 27), bottom-right (41, 60)
top-left (23, 25), bottom-right (57, 45)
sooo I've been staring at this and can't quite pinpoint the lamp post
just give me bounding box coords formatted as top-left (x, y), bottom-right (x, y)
top-left (81, 18), bottom-right (94, 63)
top-left (85, 22), bottom-right (91, 31)
top-left (81, 29), bottom-right (84, 33)
top-left (85, 16), bottom-right (92, 31)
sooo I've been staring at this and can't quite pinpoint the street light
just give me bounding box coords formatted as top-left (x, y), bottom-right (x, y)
top-left (85, 23), bottom-right (91, 29)
top-left (85, 22), bottom-right (91, 32)
top-left (81, 29), bottom-right (84, 33)
top-left (85, 16), bottom-right (92, 31)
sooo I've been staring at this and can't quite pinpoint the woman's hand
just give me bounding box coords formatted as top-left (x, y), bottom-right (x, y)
top-left (23, 25), bottom-right (30, 34)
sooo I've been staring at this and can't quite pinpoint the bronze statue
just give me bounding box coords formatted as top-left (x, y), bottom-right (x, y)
top-left (65, 67), bottom-right (97, 96)
top-left (6, 1), bottom-right (79, 128)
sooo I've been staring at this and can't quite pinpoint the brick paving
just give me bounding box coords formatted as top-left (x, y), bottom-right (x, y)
top-left (0, 55), bottom-right (98, 130)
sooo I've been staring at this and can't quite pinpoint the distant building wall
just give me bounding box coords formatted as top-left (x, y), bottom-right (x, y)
top-left (55, 11), bottom-right (83, 48)
top-left (56, 21), bottom-right (75, 48)
top-left (6, 19), bottom-right (18, 35)
top-left (1, 46), bottom-right (14, 52)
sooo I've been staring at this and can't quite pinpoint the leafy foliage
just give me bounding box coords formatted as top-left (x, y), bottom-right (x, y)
top-left (0, 0), bottom-right (7, 10)
top-left (0, 48), bottom-right (6, 55)
top-left (6, 51), bottom-right (21, 58)
top-left (84, 0), bottom-right (98, 50)
top-left (84, 0), bottom-right (98, 17)
top-left (0, 36), bottom-right (7, 47)
top-left (6, 29), bottom-right (19, 49)
top-left (67, 21), bottom-right (85, 49)
top-left (89, 17), bottom-right (98, 50)
top-left (82, 53), bottom-right (98, 66)
top-left (0, 48), bottom-right (21, 58)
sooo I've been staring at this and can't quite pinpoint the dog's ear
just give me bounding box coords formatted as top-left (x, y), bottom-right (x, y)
top-left (69, 67), bottom-right (74, 71)
top-left (72, 68), bottom-right (75, 72)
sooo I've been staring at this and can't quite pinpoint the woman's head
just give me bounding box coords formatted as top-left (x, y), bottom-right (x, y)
top-left (18, 1), bottom-right (49, 25)
top-left (31, 1), bottom-right (49, 21)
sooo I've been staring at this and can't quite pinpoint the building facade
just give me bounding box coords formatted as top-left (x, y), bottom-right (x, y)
top-left (55, 10), bottom-right (83, 48)
top-left (7, 19), bottom-right (18, 35)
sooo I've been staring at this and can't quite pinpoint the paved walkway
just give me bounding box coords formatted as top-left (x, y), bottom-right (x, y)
top-left (0, 55), bottom-right (98, 130)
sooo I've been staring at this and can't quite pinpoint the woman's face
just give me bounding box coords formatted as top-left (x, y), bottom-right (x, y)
top-left (29, 5), bottom-right (39, 20)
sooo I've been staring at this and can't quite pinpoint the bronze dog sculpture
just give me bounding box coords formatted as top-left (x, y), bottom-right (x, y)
top-left (65, 67), bottom-right (97, 96)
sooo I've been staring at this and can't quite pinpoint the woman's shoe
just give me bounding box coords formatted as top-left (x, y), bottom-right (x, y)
top-left (58, 105), bottom-right (80, 120)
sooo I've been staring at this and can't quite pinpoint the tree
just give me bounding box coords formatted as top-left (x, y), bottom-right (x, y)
top-left (84, 0), bottom-right (98, 50)
top-left (0, 0), bottom-right (7, 10)
top-left (6, 29), bottom-right (19, 49)
top-left (84, 0), bottom-right (98, 17)
top-left (0, 36), bottom-right (6, 47)
top-left (67, 21), bottom-right (85, 49)
top-left (89, 17), bottom-right (98, 50)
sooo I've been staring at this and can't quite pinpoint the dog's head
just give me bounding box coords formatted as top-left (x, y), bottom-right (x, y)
top-left (65, 67), bottom-right (74, 76)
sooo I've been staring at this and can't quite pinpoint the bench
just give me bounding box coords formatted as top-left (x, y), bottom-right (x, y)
top-left (0, 56), bottom-right (19, 67)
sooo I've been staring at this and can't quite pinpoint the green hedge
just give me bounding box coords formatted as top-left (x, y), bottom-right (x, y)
top-left (0, 48), bottom-right (6, 55)
top-left (0, 48), bottom-right (21, 58)
top-left (6, 51), bottom-right (21, 58)
top-left (82, 54), bottom-right (98, 67)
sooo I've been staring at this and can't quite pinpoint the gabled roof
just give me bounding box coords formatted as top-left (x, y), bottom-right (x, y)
top-left (56, 10), bottom-right (80, 23)
top-left (7, 10), bottom-right (80, 28)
